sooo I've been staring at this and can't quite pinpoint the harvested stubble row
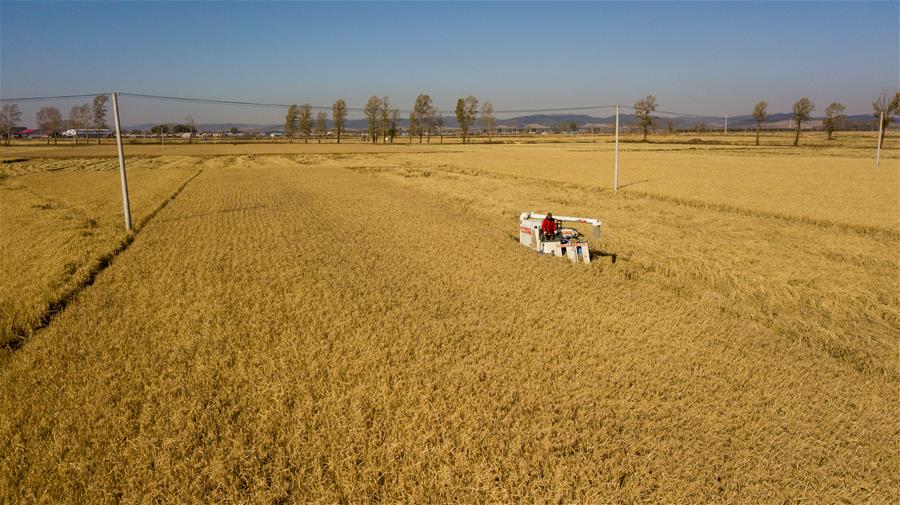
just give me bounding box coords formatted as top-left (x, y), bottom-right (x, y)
top-left (0, 154), bottom-right (897, 503)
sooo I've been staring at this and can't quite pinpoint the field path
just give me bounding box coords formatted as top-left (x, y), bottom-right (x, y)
top-left (1, 156), bottom-right (897, 503)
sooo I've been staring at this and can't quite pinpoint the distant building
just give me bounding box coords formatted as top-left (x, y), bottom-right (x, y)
top-left (14, 128), bottom-right (41, 138)
top-left (62, 128), bottom-right (112, 138)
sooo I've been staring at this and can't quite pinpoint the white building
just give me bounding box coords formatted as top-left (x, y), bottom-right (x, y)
top-left (62, 128), bottom-right (112, 138)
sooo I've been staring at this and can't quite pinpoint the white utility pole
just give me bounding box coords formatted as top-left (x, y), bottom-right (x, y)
top-left (724, 115), bottom-right (728, 134)
top-left (614, 105), bottom-right (620, 192)
top-left (875, 111), bottom-right (884, 168)
top-left (111, 92), bottom-right (132, 231)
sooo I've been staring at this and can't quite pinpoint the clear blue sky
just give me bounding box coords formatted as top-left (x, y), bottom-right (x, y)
top-left (2, 1), bottom-right (898, 126)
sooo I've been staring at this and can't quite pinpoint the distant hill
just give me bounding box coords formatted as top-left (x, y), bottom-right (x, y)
top-left (123, 122), bottom-right (284, 132)
top-left (495, 114), bottom-right (602, 128)
top-left (725, 113), bottom-right (877, 129)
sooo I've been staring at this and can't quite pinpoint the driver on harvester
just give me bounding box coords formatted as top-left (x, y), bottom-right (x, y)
top-left (541, 212), bottom-right (558, 240)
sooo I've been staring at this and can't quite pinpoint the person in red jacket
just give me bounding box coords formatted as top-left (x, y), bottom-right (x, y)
top-left (541, 212), bottom-right (558, 240)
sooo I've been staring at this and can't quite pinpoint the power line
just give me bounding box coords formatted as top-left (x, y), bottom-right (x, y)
top-left (0, 93), bottom-right (109, 102)
top-left (491, 105), bottom-right (619, 114)
top-left (119, 92), bottom-right (353, 111)
top-left (652, 108), bottom-right (726, 119)
top-left (0, 92), bottom-right (727, 118)
top-left (120, 94), bottom-right (624, 115)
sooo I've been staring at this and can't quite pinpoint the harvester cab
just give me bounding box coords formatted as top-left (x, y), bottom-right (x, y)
top-left (519, 212), bottom-right (602, 264)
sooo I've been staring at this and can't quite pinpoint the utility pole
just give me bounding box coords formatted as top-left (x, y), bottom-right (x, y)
top-left (614, 105), bottom-right (620, 193)
top-left (111, 92), bottom-right (132, 231)
top-left (724, 115), bottom-right (728, 134)
top-left (876, 111), bottom-right (884, 168)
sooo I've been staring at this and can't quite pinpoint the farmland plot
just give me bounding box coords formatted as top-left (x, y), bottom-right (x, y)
top-left (0, 157), bottom-right (201, 351)
top-left (319, 151), bottom-right (899, 378)
top-left (1, 154), bottom-right (897, 503)
top-left (383, 141), bottom-right (900, 232)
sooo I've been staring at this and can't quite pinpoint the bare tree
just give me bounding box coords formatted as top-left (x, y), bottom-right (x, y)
top-left (464, 96), bottom-right (478, 143)
top-left (481, 101), bottom-right (496, 143)
top-left (456, 96), bottom-right (478, 143)
top-left (315, 111), bottom-right (327, 143)
top-left (92, 94), bottom-right (109, 144)
top-left (79, 103), bottom-right (91, 142)
top-left (364, 96), bottom-right (382, 144)
top-left (791, 97), bottom-right (815, 146)
top-left (665, 118), bottom-right (676, 134)
top-left (332, 100), bottom-right (347, 143)
top-left (1, 103), bottom-right (22, 145)
top-left (284, 104), bottom-right (299, 142)
top-left (408, 111), bottom-right (418, 144)
top-left (634, 95), bottom-right (657, 142)
top-left (427, 106), bottom-right (441, 143)
top-left (823, 102), bottom-right (846, 141)
top-left (388, 108), bottom-right (399, 143)
top-left (752, 101), bottom-right (768, 146)
top-left (36, 106), bottom-right (63, 144)
top-left (68, 104), bottom-right (91, 145)
top-left (455, 99), bottom-right (465, 143)
top-left (429, 110), bottom-right (442, 143)
top-left (68, 105), bottom-right (82, 144)
top-left (873, 90), bottom-right (900, 149)
top-left (298, 104), bottom-right (312, 143)
top-left (413, 94), bottom-right (434, 143)
top-left (184, 115), bottom-right (196, 144)
top-left (377, 97), bottom-right (391, 143)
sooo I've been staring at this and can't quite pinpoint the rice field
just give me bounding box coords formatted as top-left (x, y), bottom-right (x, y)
top-left (0, 135), bottom-right (898, 502)
top-left (0, 156), bottom-right (200, 352)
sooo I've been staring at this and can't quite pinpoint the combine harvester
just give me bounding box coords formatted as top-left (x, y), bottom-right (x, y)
top-left (519, 212), bottom-right (602, 264)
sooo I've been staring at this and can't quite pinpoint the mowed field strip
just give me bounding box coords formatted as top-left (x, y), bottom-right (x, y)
top-left (1, 139), bottom-right (898, 502)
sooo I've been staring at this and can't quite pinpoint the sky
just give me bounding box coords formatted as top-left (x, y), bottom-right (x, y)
top-left (2, 1), bottom-right (898, 127)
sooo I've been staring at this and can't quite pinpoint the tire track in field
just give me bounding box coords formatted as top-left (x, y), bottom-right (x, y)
top-left (3, 165), bottom-right (205, 354)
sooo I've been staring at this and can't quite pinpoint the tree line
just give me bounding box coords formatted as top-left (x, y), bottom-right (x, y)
top-left (1, 95), bottom-right (110, 145)
top-left (1, 91), bottom-right (898, 147)
top-left (632, 91), bottom-right (899, 147)
top-left (282, 94), bottom-right (497, 144)
top-left (751, 94), bottom-right (900, 147)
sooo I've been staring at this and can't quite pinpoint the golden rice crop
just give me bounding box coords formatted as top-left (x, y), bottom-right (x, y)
top-left (0, 156), bottom-right (200, 351)
top-left (0, 138), bottom-right (897, 502)
top-left (380, 140), bottom-right (899, 231)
